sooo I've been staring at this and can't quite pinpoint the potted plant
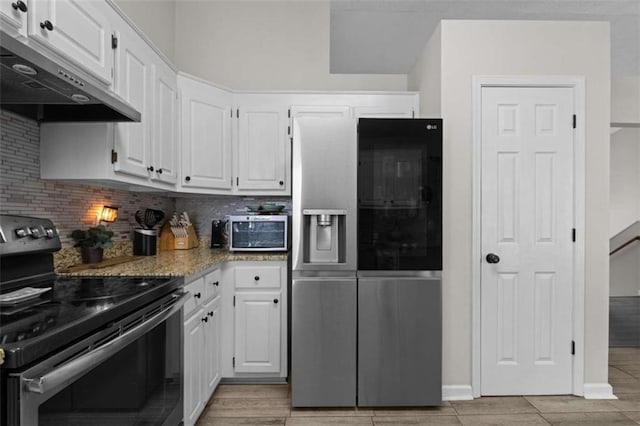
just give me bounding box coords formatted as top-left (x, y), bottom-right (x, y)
top-left (71, 225), bottom-right (114, 264)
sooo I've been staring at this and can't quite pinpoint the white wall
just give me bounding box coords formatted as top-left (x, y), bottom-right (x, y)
top-left (172, 1), bottom-right (407, 91)
top-left (408, 25), bottom-right (441, 117)
top-left (113, 0), bottom-right (176, 62)
top-left (409, 20), bottom-right (611, 389)
top-left (609, 127), bottom-right (640, 297)
top-left (612, 76), bottom-right (640, 124)
top-left (610, 128), bottom-right (640, 236)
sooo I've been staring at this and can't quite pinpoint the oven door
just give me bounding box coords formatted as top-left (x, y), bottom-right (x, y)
top-left (8, 292), bottom-right (187, 426)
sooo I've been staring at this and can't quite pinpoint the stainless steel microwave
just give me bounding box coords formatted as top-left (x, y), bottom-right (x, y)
top-left (228, 215), bottom-right (288, 252)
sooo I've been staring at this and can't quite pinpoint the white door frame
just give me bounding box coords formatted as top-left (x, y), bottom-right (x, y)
top-left (471, 76), bottom-right (586, 397)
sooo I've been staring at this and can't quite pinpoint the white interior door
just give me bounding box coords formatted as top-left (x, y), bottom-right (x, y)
top-left (480, 86), bottom-right (574, 395)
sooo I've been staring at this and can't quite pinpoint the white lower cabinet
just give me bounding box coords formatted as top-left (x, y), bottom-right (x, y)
top-left (203, 295), bottom-right (222, 396)
top-left (183, 304), bottom-right (205, 426)
top-left (221, 261), bottom-right (288, 380)
top-left (183, 269), bottom-right (222, 426)
top-left (234, 291), bottom-right (281, 373)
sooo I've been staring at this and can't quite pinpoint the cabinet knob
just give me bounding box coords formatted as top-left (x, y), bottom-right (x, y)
top-left (486, 253), bottom-right (500, 264)
top-left (194, 292), bottom-right (201, 299)
top-left (157, 168), bottom-right (163, 174)
top-left (12, 1), bottom-right (27, 12)
top-left (201, 316), bottom-right (208, 323)
top-left (40, 20), bottom-right (54, 31)
top-left (147, 166), bottom-right (154, 172)
top-left (279, 180), bottom-right (284, 186)
top-left (254, 275), bottom-right (260, 281)
top-left (213, 281), bottom-right (219, 287)
top-left (273, 298), bottom-right (279, 304)
top-left (185, 176), bottom-right (191, 182)
top-left (208, 311), bottom-right (213, 317)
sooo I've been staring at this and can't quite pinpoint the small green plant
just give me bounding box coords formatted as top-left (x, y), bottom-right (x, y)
top-left (71, 225), bottom-right (114, 249)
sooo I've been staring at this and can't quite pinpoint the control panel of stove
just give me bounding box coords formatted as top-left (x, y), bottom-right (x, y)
top-left (0, 214), bottom-right (61, 256)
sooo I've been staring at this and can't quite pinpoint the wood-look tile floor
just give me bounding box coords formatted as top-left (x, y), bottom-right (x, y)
top-left (196, 348), bottom-right (640, 426)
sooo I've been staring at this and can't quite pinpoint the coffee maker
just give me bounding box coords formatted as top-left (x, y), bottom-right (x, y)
top-left (210, 219), bottom-right (226, 248)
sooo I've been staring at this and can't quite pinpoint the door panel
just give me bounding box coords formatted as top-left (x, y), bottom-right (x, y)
top-left (358, 277), bottom-right (442, 406)
top-left (237, 106), bottom-right (288, 191)
top-left (29, 0), bottom-right (112, 84)
top-left (234, 292), bottom-right (281, 373)
top-left (481, 86), bottom-right (574, 395)
top-left (291, 278), bottom-right (356, 407)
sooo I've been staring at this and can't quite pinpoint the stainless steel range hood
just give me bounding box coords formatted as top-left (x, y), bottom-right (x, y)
top-left (0, 34), bottom-right (140, 122)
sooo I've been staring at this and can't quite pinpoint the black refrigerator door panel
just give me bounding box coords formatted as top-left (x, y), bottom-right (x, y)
top-left (358, 277), bottom-right (442, 406)
top-left (358, 118), bottom-right (442, 271)
top-left (291, 278), bottom-right (357, 407)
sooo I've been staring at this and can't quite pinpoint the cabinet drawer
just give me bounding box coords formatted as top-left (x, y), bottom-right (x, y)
top-left (235, 265), bottom-right (281, 289)
top-left (183, 277), bottom-right (205, 316)
top-left (204, 268), bottom-right (222, 301)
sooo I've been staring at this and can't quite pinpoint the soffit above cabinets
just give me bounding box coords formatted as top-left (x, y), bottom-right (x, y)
top-left (330, 0), bottom-right (640, 76)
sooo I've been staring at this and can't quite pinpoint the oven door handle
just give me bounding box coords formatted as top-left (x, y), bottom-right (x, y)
top-left (22, 291), bottom-right (188, 395)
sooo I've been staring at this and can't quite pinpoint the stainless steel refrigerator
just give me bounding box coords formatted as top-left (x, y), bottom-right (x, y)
top-left (291, 117), bottom-right (442, 407)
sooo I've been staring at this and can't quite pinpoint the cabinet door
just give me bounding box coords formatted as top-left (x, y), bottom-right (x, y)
top-left (203, 296), bottom-right (222, 399)
top-left (0, 0), bottom-right (27, 38)
top-left (180, 76), bottom-right (232, 190)
top-left (29, 0), bottom-right (112, 84)
top-left (234, 291), bottom-right (281, 373)
top-left (112, 29), bottom-right (153, 179)
top-left (183, 308), bottom-right (205, 426)
top-left (151, 61), bottom-right (178, 185)
top-left (353, 105), bottom-right (414, 119)
top-left (290, 105), bottom-right (351, 139)
top-left (236, 106), bottom-right (289, 192)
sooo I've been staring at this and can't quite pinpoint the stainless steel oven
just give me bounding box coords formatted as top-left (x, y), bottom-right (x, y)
top-left (0, 215), bottom-right (186, 426)
top-left (6, 291), bottom-right (187, 426)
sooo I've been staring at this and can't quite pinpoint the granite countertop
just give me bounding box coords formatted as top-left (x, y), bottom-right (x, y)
top-left (58, 246), bottom-right (288, 277)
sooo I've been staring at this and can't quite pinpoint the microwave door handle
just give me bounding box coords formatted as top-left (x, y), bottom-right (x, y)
top-left (22, 292), bottom-right (188, 395)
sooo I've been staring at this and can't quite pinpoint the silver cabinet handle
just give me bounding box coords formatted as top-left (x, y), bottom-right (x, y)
top-left (23, 292), bottom-right (188, 395)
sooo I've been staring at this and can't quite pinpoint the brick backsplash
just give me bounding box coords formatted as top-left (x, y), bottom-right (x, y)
top-left (1, 109), bottom-right (292, 250)
top-left (0, 110), bottom-right (175, 248)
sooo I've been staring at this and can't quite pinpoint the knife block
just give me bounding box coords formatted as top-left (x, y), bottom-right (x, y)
top-left (160, 222), bottom-right (198, 251)
top-left (159, 222), bottom-right (175, 251)
top-left (159, 222), bottom-right (199, 250)
top-left (174, 225), bottom-right (199, 250)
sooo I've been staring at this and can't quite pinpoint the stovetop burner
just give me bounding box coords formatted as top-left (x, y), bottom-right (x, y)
top-left (0, 275), bottom-right (183, 368)
top-left (0, 214), bottom-right (185, 370)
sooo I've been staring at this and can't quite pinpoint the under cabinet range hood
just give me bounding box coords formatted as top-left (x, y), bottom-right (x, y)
top-left (0, 34), bottom-right (140, 122)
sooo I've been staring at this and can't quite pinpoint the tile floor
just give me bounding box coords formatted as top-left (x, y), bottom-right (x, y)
top-left (196, 348), bottom-right (640, 425)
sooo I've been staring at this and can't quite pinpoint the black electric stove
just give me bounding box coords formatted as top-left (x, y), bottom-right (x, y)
top-left (0, 214), bottom-right (183, 369)
top-left (0, 215), bottom-right (186, 426)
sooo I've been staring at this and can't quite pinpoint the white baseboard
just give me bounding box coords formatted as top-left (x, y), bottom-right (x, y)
top-left (442, 385), bottom-right (474, 401)
top-left (583, 383), bottom-right (618, 399)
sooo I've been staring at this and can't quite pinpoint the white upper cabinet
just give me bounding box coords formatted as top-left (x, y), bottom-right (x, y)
top-left (179, 74), bottom-right (233, 191)
top-left (112, 26), bottom-right (154, 179)
top-left (0, 0), bottom-right (28, 38)
top-left (39, 3), bottom-right (178, 191)
top-left (236, 104), bottom-right (289, 193)
top-left (151, 60), bottom-right (178, 185)
top-left (353, 104), bottom-right (415, 119)
top-left (28, 0), bottom-right (113, 85)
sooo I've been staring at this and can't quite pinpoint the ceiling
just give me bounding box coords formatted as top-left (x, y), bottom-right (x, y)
top-left (330, 0), bottom-right (640, 76)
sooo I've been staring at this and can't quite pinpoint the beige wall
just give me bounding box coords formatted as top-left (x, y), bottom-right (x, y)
top-left (612, 76), bottom-right (640, 124)
top-left (113, 0), bottom-right (176, 62)
top-left (410, 20), bottom-right (611, 389)
top-left (408, 25), bottom-right (441, 117)
top-left (172, 1), bottom-right (406, 91)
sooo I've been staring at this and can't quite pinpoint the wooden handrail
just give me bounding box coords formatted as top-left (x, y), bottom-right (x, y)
top-left (610, 236), bottom-right (640, 256)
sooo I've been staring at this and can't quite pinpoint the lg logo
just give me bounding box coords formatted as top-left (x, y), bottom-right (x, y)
top-left (426, 124), bottom-right (438, 130)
